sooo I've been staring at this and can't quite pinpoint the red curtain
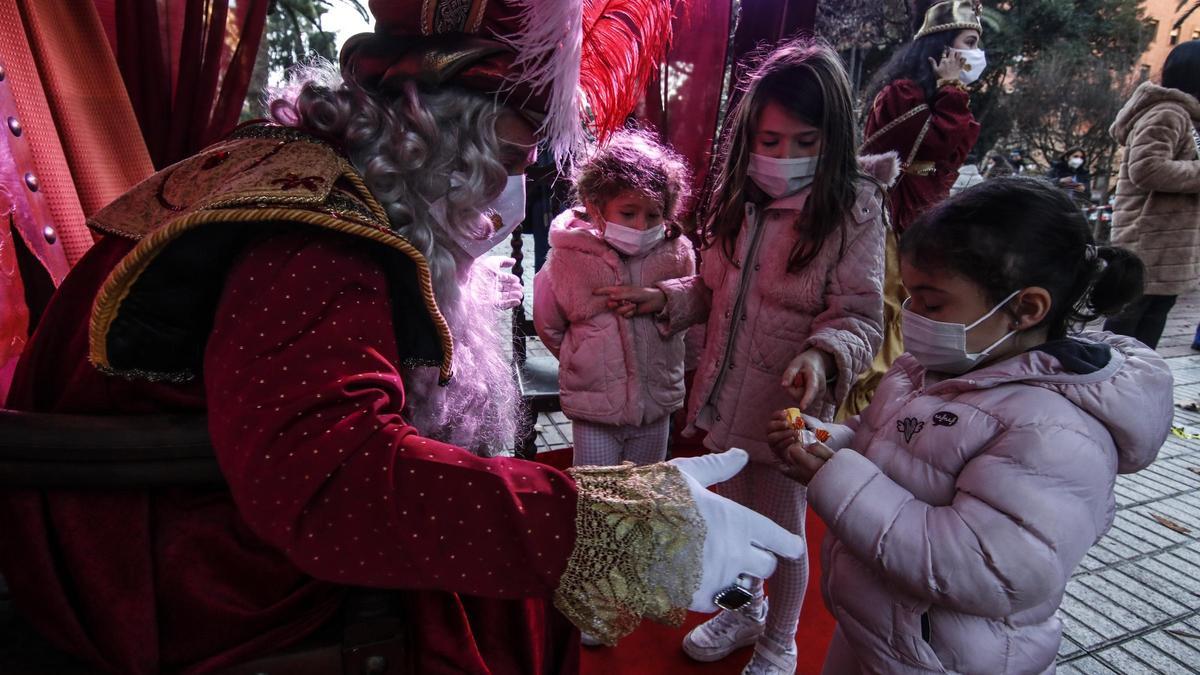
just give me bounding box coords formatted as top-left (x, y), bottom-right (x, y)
top-left (95, 0), bottom-right (270, 169)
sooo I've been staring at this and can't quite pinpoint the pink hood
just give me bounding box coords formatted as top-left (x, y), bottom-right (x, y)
top-left (920, 331), bottom-right (1170, 473)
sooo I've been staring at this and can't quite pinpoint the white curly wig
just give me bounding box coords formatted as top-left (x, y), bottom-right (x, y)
top-left (266, 62), bottom-right (524, 456)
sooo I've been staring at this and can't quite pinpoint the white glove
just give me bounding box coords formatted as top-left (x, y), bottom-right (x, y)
top-left (798, 413), bottom-right (855, 451)
top-left (669, 449), bottom-right (805, 612)
top-left (478, 256), bottom-right (524, 310)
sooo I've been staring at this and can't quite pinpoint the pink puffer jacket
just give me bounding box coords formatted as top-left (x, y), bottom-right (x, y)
top-left (657, 153), bottom-right (899, 461)
top-left (810, 332), bottom-right (1173, 674)
top-left (534, 212), bottom-right (695, 425)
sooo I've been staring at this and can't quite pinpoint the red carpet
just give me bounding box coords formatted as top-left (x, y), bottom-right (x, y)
top-left (535, 447), bottom-right (836, 674)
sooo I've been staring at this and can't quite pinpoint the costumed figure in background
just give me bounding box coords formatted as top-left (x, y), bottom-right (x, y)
top-left (845, 0), bottom-right (984, 416)
top-left (0, 1), bottom-right (804, 673)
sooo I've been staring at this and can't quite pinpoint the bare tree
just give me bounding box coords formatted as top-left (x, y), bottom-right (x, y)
top-left (1003, 52), bottom-right (1139, 192)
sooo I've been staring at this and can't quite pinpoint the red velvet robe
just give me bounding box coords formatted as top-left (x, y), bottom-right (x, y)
top-left (862, 79), bottom-right (981, 233)
top-left (0, 229), bottom-right (581, 674)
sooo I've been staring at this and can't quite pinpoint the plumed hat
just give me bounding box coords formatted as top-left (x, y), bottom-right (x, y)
top-left (341, 0), bottom-right (677, 161)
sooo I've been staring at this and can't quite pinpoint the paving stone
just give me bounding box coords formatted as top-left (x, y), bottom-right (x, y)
top-left (1143, 626), bottom-right (1200, 671)
top-left (1057, 655), bottom-right (1120, 674)
top-left (1070, 576), bottom-right (1154, 631)
top-left (1135, 556), bottom-right (1200, 597)
top-left (1117, 635), bottom-right (1195, 673)
top-left (1093, 642), bottom-right (1178, 674)
top-left (1094, 568), bottom-right (1188, 619)
top-left (1060, 589), bottom-right (1129, 645)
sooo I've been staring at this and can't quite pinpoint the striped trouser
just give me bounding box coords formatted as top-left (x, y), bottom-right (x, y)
top-left (571, 416), bottom-right (671, 467)
top-left (713, 458), bottom-right (809, 647)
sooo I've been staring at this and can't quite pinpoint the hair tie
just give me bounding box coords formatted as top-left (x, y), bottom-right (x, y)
top-left (1086, 244), bottom-right (1109, 274)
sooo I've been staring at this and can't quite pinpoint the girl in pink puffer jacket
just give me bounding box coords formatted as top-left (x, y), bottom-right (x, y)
top-left (770, 178), bottom-right (1174, 674)
top-left (601, 39), bottom-right (895, 674)
top-left (534, 130), bottom-right (695, 470)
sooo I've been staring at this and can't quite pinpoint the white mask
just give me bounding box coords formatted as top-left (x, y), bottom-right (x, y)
top-left (1068, 157), bottom-right (1085, 170)
top-left (901, 290), bottom-right (1021, 375)
top-left (604, 221), bottom-right (665, 256)
top-left (956, 48), bottom-right (987, 85)
top-left (432, 174), bottom-right (526, 260)
top-left (747, 153), bottom-right (819, 199)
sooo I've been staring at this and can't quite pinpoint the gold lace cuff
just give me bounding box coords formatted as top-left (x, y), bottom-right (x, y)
top-left (554, 462), bottom-right (705, 645)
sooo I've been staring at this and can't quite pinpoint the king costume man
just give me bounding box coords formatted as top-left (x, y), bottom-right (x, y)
top-left (0, 1), bottom-right (805, 674)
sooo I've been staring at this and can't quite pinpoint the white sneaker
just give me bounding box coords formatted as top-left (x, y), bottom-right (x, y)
top-left (681, 600), bottom-right (768, 662)
top-left (741, 634), bottom-right (797, 675)
top-left (580, 631), bottom-right (604, 648)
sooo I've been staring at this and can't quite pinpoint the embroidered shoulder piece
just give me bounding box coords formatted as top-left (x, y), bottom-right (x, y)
top-left (86, 124), bottom-right (454, 386)
top-left (554, 462), bottom-right (704, 645)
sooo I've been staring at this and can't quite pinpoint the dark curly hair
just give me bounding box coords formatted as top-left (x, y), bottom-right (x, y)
top-left (900, 177), bottom-right (1145, 339)
top-left (572, 127), bottom-right (693, 238)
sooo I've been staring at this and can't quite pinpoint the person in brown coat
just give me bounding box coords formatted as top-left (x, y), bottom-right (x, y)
top-left (1104, 40), bottom-right (1200, 349)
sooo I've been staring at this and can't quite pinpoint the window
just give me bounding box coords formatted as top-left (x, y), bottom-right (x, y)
top-left (1192, 28), bottom-right (1200, 40)
top-left (1140, 64), bottom-right (1152, 81)
top-left (1170, 26), bottom-right (1180, 45)
top-left (1148, 19), bottom-right (1160, 40)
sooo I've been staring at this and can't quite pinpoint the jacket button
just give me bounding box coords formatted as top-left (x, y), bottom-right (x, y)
top-left (728, 362), bottom-right (735, 370)
top-left (7, 116), bottom-right (20, 136)
top-left (754, 264), bottom-right (761, 271)
top-left (715, 414), bottom-right (722, 422)
top-left (24, 172), bottom-right (38, 192)
top-left (741, 314), bottom-right (747, 321)
top-left (42, 226), bottom-right (56, 244)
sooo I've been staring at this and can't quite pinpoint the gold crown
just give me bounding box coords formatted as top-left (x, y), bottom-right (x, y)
top-left (914, 0), bottom-right (983, 40)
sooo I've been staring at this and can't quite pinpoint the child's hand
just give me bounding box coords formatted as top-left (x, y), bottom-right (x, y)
top-left (781, 349), bottom-right (833, 409)
top-left (766, 411), bottom-right (834, 485)
top-left (594, 285), bottom-right (667, 318)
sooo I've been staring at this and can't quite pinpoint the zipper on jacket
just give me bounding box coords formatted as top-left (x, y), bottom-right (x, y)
top-left (706, 205), bottom-right (768, 413)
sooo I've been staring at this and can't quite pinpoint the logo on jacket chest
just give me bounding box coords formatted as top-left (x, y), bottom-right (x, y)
top-left (896, 417), bottom-right (925, 443)
top-left (932, 411), bottom-right (959, 427)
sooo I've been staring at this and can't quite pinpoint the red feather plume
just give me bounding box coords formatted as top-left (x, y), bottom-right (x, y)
top-left (580, 0), bottom-right (677, 143)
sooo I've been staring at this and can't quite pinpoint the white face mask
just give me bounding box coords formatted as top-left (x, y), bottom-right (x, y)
top-left (901, 290), bottom-right (1021, 375)
top-left (747, 153), bottom-right (819, 199)
top-left (1068, 157), bottom-right (1085, 170)
top-left (956, 48), bottom-right (987, 85)
top-left (431, 174), bottom-right (526, 260)
top-left (604, 221), bottom-right (665, 256)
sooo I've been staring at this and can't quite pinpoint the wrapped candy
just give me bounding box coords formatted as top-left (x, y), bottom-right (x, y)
top-left (784, 408), bottom-right (830, 443)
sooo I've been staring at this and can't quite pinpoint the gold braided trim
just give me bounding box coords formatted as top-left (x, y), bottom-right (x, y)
top-left (339, 160), bottom-right (392, 224)
top-left (862, 103), bottom-right (930, 152)
top-left (467, 0), bottom-right (488, 32)
top-left (88, 207), bottom-right (455, 385)
top-left (421, 0), bottom-right (436, 35)
top-left (906, 114), bottom-right (934, 168)
top-left (554, 463), bottom-right (704, 646)
top-left (914, 21), bottom-right (982, 40)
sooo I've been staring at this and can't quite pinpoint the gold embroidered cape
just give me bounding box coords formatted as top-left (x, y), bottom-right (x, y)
top-left (87, 124), bottom-right (453, 384)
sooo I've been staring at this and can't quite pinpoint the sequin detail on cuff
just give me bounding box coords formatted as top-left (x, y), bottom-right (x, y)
top-left (554, 462), bottom-right (705, 645)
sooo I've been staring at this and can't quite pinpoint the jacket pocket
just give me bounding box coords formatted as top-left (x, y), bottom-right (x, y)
top-left (646, 333), bottom-right (686, 409)
top-left (559, 327), bottom-right (623, 418)
top-left (890, 599), bottom-right (946, 671)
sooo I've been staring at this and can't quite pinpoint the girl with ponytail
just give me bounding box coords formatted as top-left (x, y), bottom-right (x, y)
top-left (767, 178), bottom-right (1174, 674)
